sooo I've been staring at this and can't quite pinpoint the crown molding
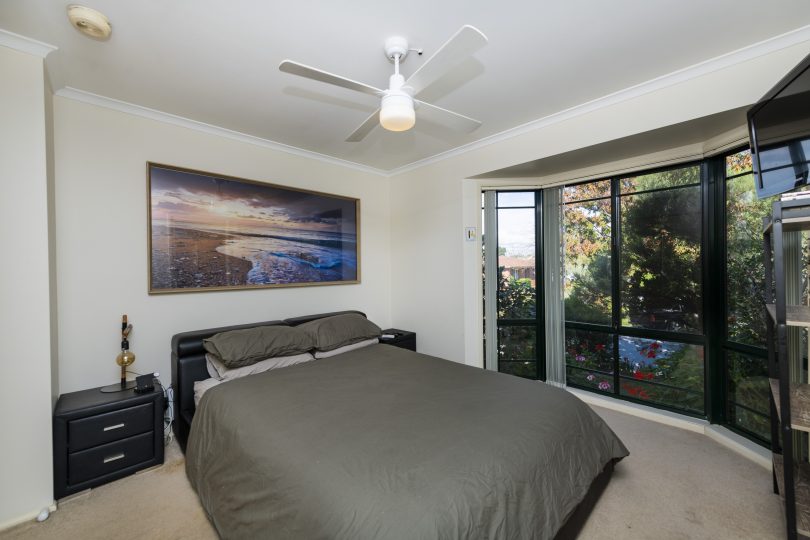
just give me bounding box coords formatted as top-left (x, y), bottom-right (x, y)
top-left (53, 87), bottom-right (390, 177)
top-left (387, 23), bottom-right (810, 177)
top-left (0, 28), bottom-right (57, 58)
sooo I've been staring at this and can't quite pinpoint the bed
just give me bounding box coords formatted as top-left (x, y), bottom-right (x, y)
top-left (172, 311), bottom-right (628, 539)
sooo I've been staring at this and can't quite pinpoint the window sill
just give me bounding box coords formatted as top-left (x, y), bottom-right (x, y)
top-left (566, 386), bottom-right (770, 469)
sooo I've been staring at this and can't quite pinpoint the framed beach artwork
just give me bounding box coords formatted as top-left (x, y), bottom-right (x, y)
top-left (147, 163), bottom-right (360, 294)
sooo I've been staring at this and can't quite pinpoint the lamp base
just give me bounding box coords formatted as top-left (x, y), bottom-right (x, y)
top-left (100, 380), bottom-right (137, 393)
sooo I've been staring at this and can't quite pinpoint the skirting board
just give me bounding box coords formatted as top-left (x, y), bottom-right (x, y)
top-left (568, 387), bottom-right (770, 470)
top-left (0, 502), bottom-right (57, 533)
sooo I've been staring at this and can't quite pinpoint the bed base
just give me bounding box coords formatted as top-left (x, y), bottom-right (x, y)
top-left (555, 459), bottom-right (616, 539)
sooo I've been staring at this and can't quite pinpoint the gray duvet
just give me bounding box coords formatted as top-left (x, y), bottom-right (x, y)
top-left (186, 344), bottom-right (628, 540)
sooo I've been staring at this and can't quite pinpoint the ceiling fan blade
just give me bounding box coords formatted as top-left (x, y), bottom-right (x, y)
top-left (405, 25), bottom-right (488, 97)
top-left (345, 110), bottom-right (381, 142)
top-left (415, 100), bottom-right (482, 133)
top-left (279, 60), bottom-right (383, 97)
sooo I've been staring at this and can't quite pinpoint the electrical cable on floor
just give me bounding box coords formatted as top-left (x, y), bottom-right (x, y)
top-left (164, 385), bottom-right (174, 446)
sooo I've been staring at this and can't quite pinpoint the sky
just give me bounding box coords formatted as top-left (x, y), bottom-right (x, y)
top-left (150, 166), bottom-right (357, 235)
top-left (482, 192), bottom-right (536, 257)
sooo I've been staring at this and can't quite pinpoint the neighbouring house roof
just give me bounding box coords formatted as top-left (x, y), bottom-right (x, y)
top-left (499, 257), bottom-right (535, 269)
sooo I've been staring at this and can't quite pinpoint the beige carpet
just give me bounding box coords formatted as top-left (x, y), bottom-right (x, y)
top-left (2, 405), bottom-right (784, 540)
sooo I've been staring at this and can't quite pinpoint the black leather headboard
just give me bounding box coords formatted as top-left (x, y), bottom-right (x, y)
top-left (171, 310), bottom-right (366, 450)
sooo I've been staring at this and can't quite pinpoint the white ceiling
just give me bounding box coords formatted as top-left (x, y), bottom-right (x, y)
top-left (2, 1), bottom-right (810, 171)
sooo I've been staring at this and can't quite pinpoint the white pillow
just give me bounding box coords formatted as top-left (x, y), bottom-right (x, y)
top-left (206, 351), bottom-right (316, 381)
top-left (193, 377), bottom-right (221, 407)
top-left (314, 338), bottom-right (379, 359)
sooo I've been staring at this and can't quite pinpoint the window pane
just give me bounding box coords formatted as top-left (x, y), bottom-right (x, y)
top-left (620, 185), bottom-right (702, 333)
top-left (726, 173), bottom-right (774, 346)
top-left (498, 208), bottom-right (536, 319)
top-left (498, 326), bottom-right (537, 379)
top-left (563, 180), bottom-right (610, 203)
top-left (726, 351), bottom-right (769, 442)
top-left (618, 336), bottom-right (704, 414)
top-left (620, 165), bottom-right (700, 194)
top-left (726, 149), bottom-right (753, 177)
top-left (564, 198), bottom-right (612, 324)
top-left (565, 328), bottom-right (614, 393)
top-left (498, 191), bottom-right (535, 207)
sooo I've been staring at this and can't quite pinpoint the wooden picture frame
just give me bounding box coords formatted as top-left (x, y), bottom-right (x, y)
top-left (147, 162), bottom-right (360, 294)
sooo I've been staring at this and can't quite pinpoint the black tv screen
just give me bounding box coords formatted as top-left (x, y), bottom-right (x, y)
top-left (747, 51), bottom-right (810, 199)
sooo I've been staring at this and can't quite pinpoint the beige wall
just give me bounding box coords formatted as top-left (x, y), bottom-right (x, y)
top-left (389, 41), bottom-right (810, 368)
top-left (53, 97), bottom-right (391, 394)
top-left (0, 46), bottom-right (55, 526)
top-left (45, 69), bottom-right (59, 407)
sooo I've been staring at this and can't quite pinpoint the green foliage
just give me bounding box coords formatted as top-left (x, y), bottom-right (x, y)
top-left (498, 325), bottom-right (537, 378)
top-left (726, 173), bottom-right (773, 346)
top-left (564, 189), bottom-right (612, 324)
top-left (497, 271), bottom-right (535, 320)
top-left (565, 253), bottom-right (612, 324)
top-left (620, 167), bottom-right (702, 331)
top-left (727, 351), bottom-right (769, 440)
top-left (482, 234), bottom-right (537, 379)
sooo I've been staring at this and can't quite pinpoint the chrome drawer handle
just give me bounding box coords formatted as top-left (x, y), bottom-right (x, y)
top-left (103, 423), bottom-right (125, 432)
top-left (103, 453), bottom-right (125, 464)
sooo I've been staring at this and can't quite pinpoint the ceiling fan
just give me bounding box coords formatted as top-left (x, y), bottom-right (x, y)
top-left (279, 25), bottom-right (488, 142)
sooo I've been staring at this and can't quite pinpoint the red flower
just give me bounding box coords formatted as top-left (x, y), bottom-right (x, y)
top-left (622, 384), bottom-right (641, 397)
top-left (595, 343), bottom-right (605, 351)
top-left (646, 350), bottom-right (656, 358)
top-left (650, 342), bottom-right (660, 349)
top-left (622, 383), bottom-right (651, 400)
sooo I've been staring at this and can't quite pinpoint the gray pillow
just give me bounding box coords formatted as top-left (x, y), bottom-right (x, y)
top-left (297, 313), bottom-right (382, 352)
top-left (203, 325), bottom-right (314, 369)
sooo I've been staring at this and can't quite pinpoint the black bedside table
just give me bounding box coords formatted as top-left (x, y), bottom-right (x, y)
top-left (53, 382), bottom-right (165, 499)
top-left (380, 329), bottom-right (416, 351)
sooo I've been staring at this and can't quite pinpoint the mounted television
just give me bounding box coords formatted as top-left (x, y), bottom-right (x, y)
top-left (747, 51), bottom-right (810, 199)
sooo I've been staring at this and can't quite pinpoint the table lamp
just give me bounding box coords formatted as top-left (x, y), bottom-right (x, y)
top-left (101, 314), bottom-right (137, 393)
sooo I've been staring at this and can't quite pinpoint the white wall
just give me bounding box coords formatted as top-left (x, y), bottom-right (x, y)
top-left (389, 41), bottom-right (810, 368)
top-left (0, 46), bottom-right (55, 527)
top-left (53, 97), bottom-right (391, 394)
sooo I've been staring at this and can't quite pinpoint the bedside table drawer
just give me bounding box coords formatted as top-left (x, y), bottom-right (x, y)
top-left (68, 402), bottom-right (154, 451)
top-left (68, 431), bottom-right (154, 485)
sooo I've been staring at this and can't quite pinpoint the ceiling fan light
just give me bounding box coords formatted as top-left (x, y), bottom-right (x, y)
top-left (380, 93), bottom-right (415, 132)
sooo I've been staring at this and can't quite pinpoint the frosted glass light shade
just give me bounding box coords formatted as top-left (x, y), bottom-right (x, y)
top-left (380, 93), bottom-right (415, 132)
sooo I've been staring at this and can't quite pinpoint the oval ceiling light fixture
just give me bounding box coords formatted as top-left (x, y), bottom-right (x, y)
top-left (67, 5), bottom-right (112, 40)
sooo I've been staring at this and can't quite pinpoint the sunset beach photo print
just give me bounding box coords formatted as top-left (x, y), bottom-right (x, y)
top-left (148, 163), bottom-right (359, 293)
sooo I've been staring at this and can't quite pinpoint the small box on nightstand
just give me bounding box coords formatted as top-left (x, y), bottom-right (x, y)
top-left (380, 328), bottom-right (416, 351)
top-left (53, 382), bottom-right (165, 499)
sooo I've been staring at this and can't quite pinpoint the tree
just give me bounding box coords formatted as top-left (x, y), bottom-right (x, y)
top-left (563, 183), bottom-right (612, 324)
top-left (620, 168), bottom-right (702, 331)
